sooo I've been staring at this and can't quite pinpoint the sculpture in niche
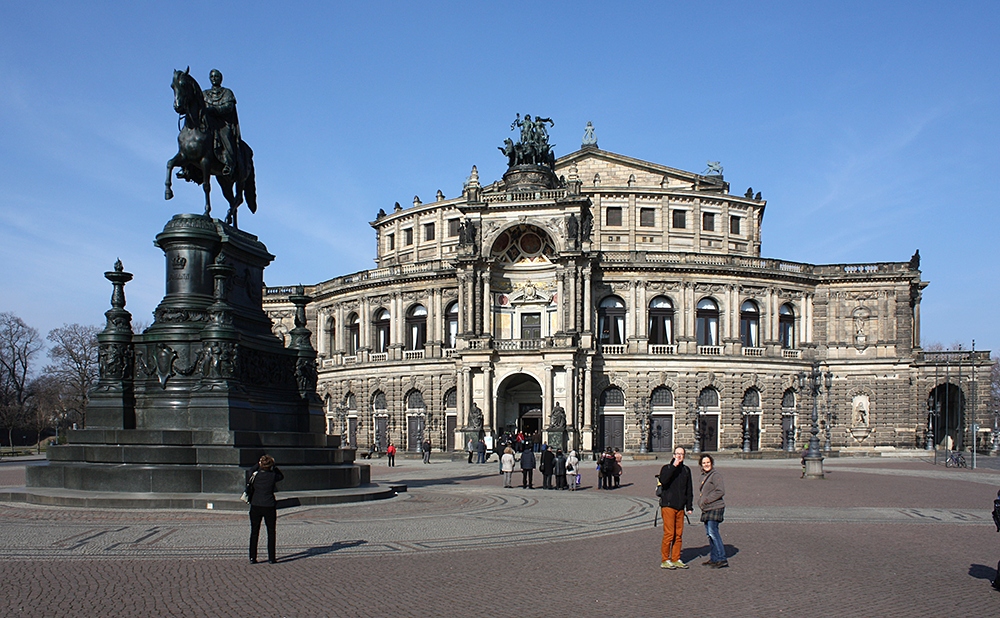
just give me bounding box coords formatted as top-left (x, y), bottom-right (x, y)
top-left (851, 394), bottom-right (870, 427)
top-left (468, 402), bottom-right (484, 430)
top-left (549, 402), bottom-right (567, 430)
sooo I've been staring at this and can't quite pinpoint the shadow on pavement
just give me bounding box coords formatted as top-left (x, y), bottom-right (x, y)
top-left (681, 544), bottom-right (740, 563)
top-left (279, 540), bottom-right (368, 563)
top-left (968, 563), bottom-right (997, 582)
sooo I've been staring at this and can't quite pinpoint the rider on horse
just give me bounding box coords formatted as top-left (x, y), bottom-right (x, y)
top-left (202, 69), bottom-right (242, 179)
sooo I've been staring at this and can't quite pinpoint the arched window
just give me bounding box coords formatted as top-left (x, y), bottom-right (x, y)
top-left (444, 302), bottom-right (458, 349)
top-left (598, 296), bottom-right (626, 345)
top-left (648, 296), bottom-right (674, 345)
top-left (698, 387), bottom-right (720, 408)
top-left (373, 309), bottom-right (390, 353)
top-left (406, 304), bottom-right (427, 350)
top-left (650, 386), bottom-right (674, 408)
top-left (779, 304), bottom-right (795, 349)
top-left (782, 389), bottom-right (796, 409)
top-left (407, 390), bottom-right (425, 410)
top-left (740, 300), bottom-right (760, 348)
top-left (444, 388), bottom-right (457, 410)
top-left (742, 388), bottom-right (760, 408)
top-left (345, 393), bottom-right (357, 411)
top-left (347, 313), bottom-right (360, 355)
top-left (696, 298), bottom-right (719, 346)
top-left (600, 387), bottom-right (625, 407)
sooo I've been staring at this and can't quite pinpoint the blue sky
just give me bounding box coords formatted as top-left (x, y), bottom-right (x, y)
top-left (1, 1), bottom-right (998, 354)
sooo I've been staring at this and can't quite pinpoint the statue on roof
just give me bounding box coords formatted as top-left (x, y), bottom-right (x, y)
top-left (499, 113), bottom-right (556, 169)
top-left (582, 121), bottom-right (598, 148)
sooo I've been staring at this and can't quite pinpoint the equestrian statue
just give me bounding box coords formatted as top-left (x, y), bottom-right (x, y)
top-left (165, 68), bottom-right (257, 228)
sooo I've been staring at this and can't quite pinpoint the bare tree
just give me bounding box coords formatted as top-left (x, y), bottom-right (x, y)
top-left (0, 312), bottom-right (42, 454)
top-left (30, 374), bottom-right (68, 451)
top-left (44, 323), bottom-right (100, 429)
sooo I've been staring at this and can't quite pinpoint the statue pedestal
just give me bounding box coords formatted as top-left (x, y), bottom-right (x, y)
top-left (503, 164), bottom-right (558, 191)
top-left (545, 430), bottom-right (566, 452)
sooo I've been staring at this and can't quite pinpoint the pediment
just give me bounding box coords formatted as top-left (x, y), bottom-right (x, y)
top-left (555, 148), bottom-right (727, 192)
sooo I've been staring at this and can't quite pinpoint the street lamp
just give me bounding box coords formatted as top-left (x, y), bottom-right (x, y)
top-left (925, 403), bottom-right (936, 451)
top-left (797, 363), bottom-right (833, 479)
top-left (741, 407), bottom-right (751, 453)
top-left (634, 397), bottom-right (650, 454)
top-left (690, 403), bottom-right (703, 454)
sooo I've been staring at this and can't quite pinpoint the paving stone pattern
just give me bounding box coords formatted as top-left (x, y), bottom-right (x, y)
top-left (2, 457), bottom-right (1000, 616)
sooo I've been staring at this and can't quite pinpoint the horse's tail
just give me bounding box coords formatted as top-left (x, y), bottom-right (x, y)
top-left (243, 146), bottom-right (257, 214)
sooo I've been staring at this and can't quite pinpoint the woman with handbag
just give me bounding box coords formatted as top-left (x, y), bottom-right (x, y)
top-left (698, 454), bottom-right (727, 568)
top-left (247, 454), bottom-right (283, 564)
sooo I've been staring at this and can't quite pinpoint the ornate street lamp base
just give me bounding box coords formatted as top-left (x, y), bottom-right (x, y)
top-left (803, 455), bottom-right (825, 479)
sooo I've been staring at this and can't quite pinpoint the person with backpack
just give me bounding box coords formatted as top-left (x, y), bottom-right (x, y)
top-left (658, 446), bottom-right (693, 569)
top-left (600, 447), bottom-right (616, 489)
top-left (386, 442), bottom-right (396, 467)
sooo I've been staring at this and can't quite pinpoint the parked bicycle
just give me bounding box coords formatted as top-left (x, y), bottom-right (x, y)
top-left (945, 451), bottom-right (967, 468)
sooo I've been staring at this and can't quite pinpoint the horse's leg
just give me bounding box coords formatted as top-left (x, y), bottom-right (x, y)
top-left (201, 157), bottom-right (212, 217)
top-left (165, 154), bottom-right (182, 200)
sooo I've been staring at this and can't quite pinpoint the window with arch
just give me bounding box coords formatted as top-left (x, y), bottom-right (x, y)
top-left (444, 388), bottom-right (457, 410)
top-left (742, 388), bottom-right (761, 408)
top-left (600, 387), bottom-right (625, 407)
top-left (372, 391), bottom-right (387, 413)
top-left (779, 304), bottom-right (795, 349)
top-left (598, 296), bottom-right (626, 345)
top-left (740, 300), bottom-right (760, 348)
top-left (696, 298), bottom-right (720, 346)
top-left (698, 387), bottom-right (720, 408)
top-left (650, 386), bottom-right (674, 408)
top-left (327, 316), bottom-right (336, 354)
top-left (406, 304), bottom-right (427, 350)
top-left (347, 313), bottom-right (360, 355)
top-left (444, 301), bottom-right (458, 349)
top-left (407, 390), bottom-right (425, 411)
top-left (345, 393), bottom-right (357, 412)
top-left (648, 296), bottom-right (674, 345)
top-left (325, 394), bottom-right (335, 434)
top-left (782, 389), bottom-right (796, 409)
top-left (373, 309), bottom-right (390, 353)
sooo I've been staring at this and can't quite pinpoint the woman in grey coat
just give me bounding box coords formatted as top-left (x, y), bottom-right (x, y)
top-left (698, 454), bottom-right (727, 568)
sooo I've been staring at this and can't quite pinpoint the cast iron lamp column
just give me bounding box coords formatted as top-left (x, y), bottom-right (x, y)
top-left (925, 405), bottom-right (936, 451)
top-left (336, 403), bottom-right (348, 448)
top-left (741, 407), bottom-right (751, 453)
top-left (797, 363), bottom-right (832, 479)
top-left (691, 403), bottom-right (703, 454)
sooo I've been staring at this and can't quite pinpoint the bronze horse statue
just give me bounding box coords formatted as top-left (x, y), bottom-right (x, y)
top-left (165, 68), bottom-right (257, 227)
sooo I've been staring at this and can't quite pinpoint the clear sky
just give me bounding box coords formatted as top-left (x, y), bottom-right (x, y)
top-left (1, 1), bottom-right (998, 354)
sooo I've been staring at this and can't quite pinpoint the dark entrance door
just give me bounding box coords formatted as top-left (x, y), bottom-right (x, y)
top-left (602, 415), bottom-right (624, 450)
top-left (781, 415), bottom-right (795, 450)
top-left (748, 414), bottom-right (760, 451)
top-left (375, 416), bottom-right (388, 452)
top-left (407, 416), bottom-right (424, 452)
top-left (446, 415), bottom-right (456, 451)
top-left (700, 415), bottom-right (718, 452)
top-left (347, 417), bottom-right (358, 448)
top-left (650, 415), bottom-right (673, 452)
top-left (519, 403), bottom-right (541, 436)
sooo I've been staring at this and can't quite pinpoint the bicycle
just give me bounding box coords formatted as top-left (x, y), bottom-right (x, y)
top-left (945, 451), bottom-right (967, 468)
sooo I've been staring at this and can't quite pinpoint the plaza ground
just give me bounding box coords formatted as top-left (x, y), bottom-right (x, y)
top-left (1, 453), bottom-right (999, 617)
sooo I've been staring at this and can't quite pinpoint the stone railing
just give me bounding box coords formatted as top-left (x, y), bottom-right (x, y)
top-left (781, 349), bottom-right (802, 359)
top-left (599, 344), bottom-right (627, 355)
top-left (742, 347), bottom-right (765, 357)
top-left (482, 189), bottom-right (566, 204)
top-left (343, 355), bottom-right (358, 364)
top-left (369, 352), bottom-right (388, 362)
top-left (402, 350), bottom-right (425, 360)
top-left (496, 338), bottom-right (548, 351)
top-left (917, 350), bottom-right (992, 363)
top-left (698, 345), bottom-right (723, 355)
top-left (648, 344), bottom-right (677, 355)
top-left (443, 348), bottom-right (457, 358)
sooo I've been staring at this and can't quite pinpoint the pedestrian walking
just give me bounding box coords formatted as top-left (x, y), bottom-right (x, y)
top-left (520, 446), bottom-right (536, 488)
top-left (540, 444), bottom-right (555, 489)
top-left (698, 454), bottom-right (728, 568)
top-left (992, 488), bottom-right (1000, 590)
top-left (467, 437), bottom-right (475, 464)
top-left (658, 447), bottom-right (693, 570)
top-left (566, 449), bottom-right (580, 490)
top-left (554, 449), bottom-right (568, 489)
top-left (501, 447), bottom-right (516, 488)
top-left (386, 442), bottom-right (396, 467)
top-left (247, 454), bottom-right (283, 564)
top-left (422, 438), bottom-right (431, 464)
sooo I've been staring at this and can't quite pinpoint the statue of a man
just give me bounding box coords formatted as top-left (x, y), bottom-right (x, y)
top-left (549, 402), bottom-right (566, 430)
top-left (469, 403), bottom-right (483, 430)
top-left (202, 69), bottom-right (241, 177)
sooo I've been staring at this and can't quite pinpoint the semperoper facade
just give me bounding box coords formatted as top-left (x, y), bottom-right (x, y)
top-left (265, 120), bottom-right (991, 457)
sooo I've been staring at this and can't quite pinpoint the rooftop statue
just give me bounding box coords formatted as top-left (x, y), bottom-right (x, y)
top-left (499, 113), bottom-right (556, 169)
top-left (165, 68), bottom-right (258, 228)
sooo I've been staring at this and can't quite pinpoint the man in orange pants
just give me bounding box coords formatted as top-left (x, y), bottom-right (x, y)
top-left (658, 447), bottom-right (693, 569)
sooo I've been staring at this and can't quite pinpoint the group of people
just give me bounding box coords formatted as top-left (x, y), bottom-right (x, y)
top-left (501, 444), bottom-right (580, 489)
top-left (597, 446), bottom-right (624, 489)
top-left (657, 447), bottom-right (729, 569)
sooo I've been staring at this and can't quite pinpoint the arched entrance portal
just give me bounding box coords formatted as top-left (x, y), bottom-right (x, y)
top-left (929, 384), bottom-right (966, 450)
top-left (496, 374), bottom-right (543, 439)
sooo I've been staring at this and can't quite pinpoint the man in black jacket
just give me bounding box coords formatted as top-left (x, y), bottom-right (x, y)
top-left (657, 447), bottom-right (693, 569)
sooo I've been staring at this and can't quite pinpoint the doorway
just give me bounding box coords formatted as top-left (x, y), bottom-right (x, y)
top-left (602, 415), bottom-right (624, 451)
top-left (650, 415), bottom-right (673, 452)
top-left (699, 414), bottom-right (719, 452)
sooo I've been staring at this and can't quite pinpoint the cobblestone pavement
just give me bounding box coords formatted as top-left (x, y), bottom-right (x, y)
top-left (2, 455), bottom-right (1000, 616)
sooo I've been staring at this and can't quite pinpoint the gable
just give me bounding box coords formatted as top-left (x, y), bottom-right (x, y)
top-left (555, 148), bottom-right (727, 192)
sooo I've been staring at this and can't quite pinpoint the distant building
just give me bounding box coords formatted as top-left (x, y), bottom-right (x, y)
top-left (265, 128), bottom-right (992, 456)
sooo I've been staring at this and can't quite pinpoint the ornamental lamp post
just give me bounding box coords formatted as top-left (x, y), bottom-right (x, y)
top-left (741, 407), bottom-right (751, 453)
top-left (634, 397), bottom-right (650, 454)
top-left (336, 403), bottom-right (348, 448)
top-left (691, 403), bottom-right (703, 454)
top-left (797, 363), bottom-right (832, 479)
top-left (925, 404), bottom-right (936, 451)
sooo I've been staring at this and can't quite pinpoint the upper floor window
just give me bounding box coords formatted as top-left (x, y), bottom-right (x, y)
top-left (406, 304), bottom-right (427, 350)
top-left (598, 296), bottom-right (626, 345)
top-left (782, 388), bottom-right (796, 409)
top-left (424, 223), bottom-right (435, 242)
top-left (672, 210), bottom-right (686, 229)
top-left (347, 313), bottom-right (360, 355)
top-left (373, 309), bottom-right (390, 353)
top-left (445, 301), bottom-right (458, 349)
top-left (696, 298), bottom-right (719, 346)
top-left (386, 233), bottom-right (395, 251)
top-left (448, 218), bottom-right (460, 237)
top-left (606, 207), bottom-right (623, 227)
top-left (702, 212), bottom-right (715, 232)
top-left (639, 208), bottom-right (655, 227)
top-left (779, 304), bottom-right (795, 349)
top-left (521, 313), bottom-right (541, 340)
top-left (444, 388), bottom-right (457, 410)
top-left (648, 296), bottom-right (674, 345)
top-left (372, 390), bottom-right (387, 412)
top-left (742, 388), bottom-right (761, 408)
top-left (730, 215), bottom-right (741, 235)
top-left (740, 300), bottom-right (760, 348)
top-left (404, 228), bottom-right (413, 246)
top-left (698, 387), bottom-right (720, 408)
top-left (600, 387), bottom-right (625, 408)
top-left (650, 386), bottom-right (674, 408)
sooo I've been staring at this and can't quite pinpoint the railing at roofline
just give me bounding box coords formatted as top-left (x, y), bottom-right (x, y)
top-left (482, 189), bottom-right (567, 203)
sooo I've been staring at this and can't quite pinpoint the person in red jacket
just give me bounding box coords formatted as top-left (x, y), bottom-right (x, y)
top-left (386, 442), bottom-right (396, 467)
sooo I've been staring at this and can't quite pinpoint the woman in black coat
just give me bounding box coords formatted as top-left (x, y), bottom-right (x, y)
top-left (247, 454), bottom-right (284, 564)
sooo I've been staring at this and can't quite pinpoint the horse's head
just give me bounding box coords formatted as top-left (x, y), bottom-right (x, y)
top-left (172, 67), bottom-right (202, 115)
